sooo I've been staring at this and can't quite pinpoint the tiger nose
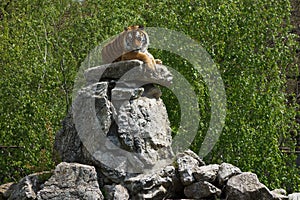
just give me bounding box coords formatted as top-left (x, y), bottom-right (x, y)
top-left (134, 39), bottom-right (141, 47)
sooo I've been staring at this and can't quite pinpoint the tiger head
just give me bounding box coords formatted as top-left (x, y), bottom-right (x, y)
top-left (123, 25), bottom-right (149, 53)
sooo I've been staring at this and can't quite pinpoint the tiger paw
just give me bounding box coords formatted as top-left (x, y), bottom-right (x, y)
top-left (145, 62), bottom-right (157, 71)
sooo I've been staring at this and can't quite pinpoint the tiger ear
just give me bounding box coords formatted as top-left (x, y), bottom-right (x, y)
top-left (124, 27), bottom-right (128, 31)
top-left (138, 25), bottom-right (144, 30)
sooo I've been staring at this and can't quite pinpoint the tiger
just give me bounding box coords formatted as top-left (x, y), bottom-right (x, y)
top-left (101, 25), bottom-right (162, 71)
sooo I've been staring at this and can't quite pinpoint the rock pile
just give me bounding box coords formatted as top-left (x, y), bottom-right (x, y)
top-left (1, 151), bottom-right (295, 200)
top-left (1, 60), bottom-right (298, 200)
top-left (53, 60), bottom-right (174, 184)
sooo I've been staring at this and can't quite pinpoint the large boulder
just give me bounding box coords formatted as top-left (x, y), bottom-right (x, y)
top-left (37, 162), bottom-right (103, 200)
top-left (193, 164), bottom-right (220, 183)
top-left (225, 172), bottom-right (274, 200)
top-left (217, 162), bottom-right (242, 185)
top-left (5, 172), bottom-right (51, 200)
top-left (176, 150), bottom-right (205, 186)
top-left (54, 60), bottom-right (174, 184)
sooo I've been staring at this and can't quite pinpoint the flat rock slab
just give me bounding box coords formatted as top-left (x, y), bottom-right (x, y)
top-left (84, 60), bottom-right (173, 87)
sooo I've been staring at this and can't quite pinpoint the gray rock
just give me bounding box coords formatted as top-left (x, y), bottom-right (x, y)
top-left (111, 87), bottom-right (144, 100)
top-left (7, 171), bottom-right (52, 200)
top-left (272, 193), bottom-right (288, 200)
top-left (272, 189), bottom-right (287, 196)
top-left (288, 193), bottom-right (300, 200)
top-left (54, 60), bottom-right (174, 184)
top-left (37, 162), bottom-right (103, 200)
top-left (193, 164), bottom-right (220, 183)
top-left (84, 60), bottom-right (173, 87)
top-left (85, 60), bottom-right (142, 83)
top-left (142, 84), bottom-right (162, 99)
top-left (158, 165), bottom-right (177, 189)
top-left (225, 172), bottom-right (273, 200)
top-left (135, 185), bottom-right (167, 200)
top-left (271, 189), bottom-right (288, 200)
top-left (176, 150), bottom-right (205, 186)
top-left (181, 149), bottom-right (206, 166)
top-left (0, 182), bottom-right (16, 200)
top-left (92, 151), bottom-right (128, 182)
top-left (125, 165), bottom-right (176, 199)
top-left (103, 184), bottom-right (129, 200)
top-left (217, 162), bottom-right (242, 185)
top-left (116, 97), bottom-right (173, 166)
top-left (53, 82), bottom-right (112, 164)
top-left (184, 181), bottom-right (221, 199)
top-left (53, 109), bottom-right (83, 163)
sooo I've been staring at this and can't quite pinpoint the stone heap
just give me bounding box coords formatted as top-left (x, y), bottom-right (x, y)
top-left (1, 151), bottom-right (296, 200)
top-left (1, 60), bottom-right (299, 200)
top-left (54, 60), bottom-right (174, 184)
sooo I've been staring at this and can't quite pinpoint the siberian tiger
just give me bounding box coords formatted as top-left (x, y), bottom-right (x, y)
top-left (101, 25), bottom-right (161, 71)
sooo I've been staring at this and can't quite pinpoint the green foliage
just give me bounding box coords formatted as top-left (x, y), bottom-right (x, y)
top-left (0, 0), bottom-right (299, 192)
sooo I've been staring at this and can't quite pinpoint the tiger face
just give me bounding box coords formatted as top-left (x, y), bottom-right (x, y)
top-left (123, 25), bottom-right (149, 53)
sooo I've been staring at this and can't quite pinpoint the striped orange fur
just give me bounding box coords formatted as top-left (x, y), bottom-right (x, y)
top-left (101, 25), bottom-right (161, 71)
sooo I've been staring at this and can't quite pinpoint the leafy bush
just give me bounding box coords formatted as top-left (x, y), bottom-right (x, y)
top-left (0, 0), bottom-right (299, 192)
